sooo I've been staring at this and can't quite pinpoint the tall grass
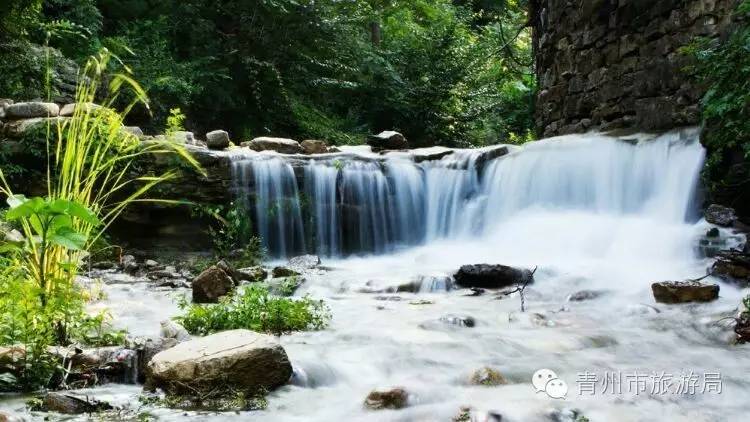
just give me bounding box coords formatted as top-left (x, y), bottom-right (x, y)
top-left (0, 47), bottom-right (202, 299)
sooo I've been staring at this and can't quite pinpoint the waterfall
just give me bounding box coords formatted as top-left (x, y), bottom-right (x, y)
top-left (229, 128), bottom-right (705, 258)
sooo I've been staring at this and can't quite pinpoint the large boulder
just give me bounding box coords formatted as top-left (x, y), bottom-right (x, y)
top-left (705, 204), bottom-right (737, 227)
top-left (300, 139), bottom-right (328, 154)
top-left (453, 264), bottom-right (533, 289)
top-left (146, 329), bottom-right (292, 395)
top-left (206, 130), bottom-right (231, 150)
top-left (651, 281), bottom-right (719, 304)
top-left (367, 131), bottom-right (408, 151)
top-left (192, 265), bottom-right (235, 303)
top-left (287, 254), bottom-right (321, 272)
top-left (3, 116), bottom-right (69, 138)
top-left (59, 102), bottom-right (101, 117)
top-left (4, 102), bottom-right (59, 119)
top-left (242, 137), bottom-right (304, 154)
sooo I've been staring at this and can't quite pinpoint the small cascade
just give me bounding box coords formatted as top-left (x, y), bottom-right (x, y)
top-left (228, 129), bottom-right (705, 258)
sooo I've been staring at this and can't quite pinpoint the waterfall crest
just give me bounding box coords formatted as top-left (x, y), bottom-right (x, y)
top-left (229, 128), bottom-right (705, 258)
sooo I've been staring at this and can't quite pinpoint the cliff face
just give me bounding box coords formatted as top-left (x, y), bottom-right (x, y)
top-left (533, 0), bottom-right (736, 137)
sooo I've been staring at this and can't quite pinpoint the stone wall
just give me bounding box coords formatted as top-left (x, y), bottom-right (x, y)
top-left (533, 0), bottom-right (737, 137)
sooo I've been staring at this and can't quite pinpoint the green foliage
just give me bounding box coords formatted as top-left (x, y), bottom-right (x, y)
top-left (684, 1), bottom-right (750, 211)
top-left (165, 107), bottom-right (186, 137)
top-left (175, 284), bottom-right (331, 336)
top-left (193, 201), bottom-right (264, 264)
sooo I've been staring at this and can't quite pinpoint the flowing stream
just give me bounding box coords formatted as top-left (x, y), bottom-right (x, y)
top-left (4, 128), bottom-right (750, 421)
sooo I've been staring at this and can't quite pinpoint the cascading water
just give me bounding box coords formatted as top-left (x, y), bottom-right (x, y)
top-left (230, 128), bottom-right (705, 259)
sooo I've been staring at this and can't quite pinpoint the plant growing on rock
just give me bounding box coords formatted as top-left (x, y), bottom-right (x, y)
top-left (175, 284), bottom-right (331, 336)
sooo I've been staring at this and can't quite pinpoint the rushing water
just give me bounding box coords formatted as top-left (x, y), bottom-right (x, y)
top-left (4, 128), bottom-right (750, 421)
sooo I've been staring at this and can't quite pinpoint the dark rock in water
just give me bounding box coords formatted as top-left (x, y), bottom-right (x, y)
top-left (192, 265), bottom-right (235, 303)
top-left (367, 131), bottom-right (408, 151)
top-left (706, 227), bottom-right (720, 238)
top-left (548, 408), bottom-right (587, 422)
top-left (735, 312), bottom-right (750, 344)
top-left (474, 145), bottom-right (509, 173)
top-left (37, 392), bottom-right (112, 414)
top-left (651, 281), bottom-right (719, 304)
top-left (364, 387), bottom-right (409, 410)
top-left (440, 314), bottom-right (476, 328)
top-left (272, 266), bottom-right (301, 278)
top-left (712, 249), bottom-right (750, 286)
top-left (469, 367), bottom-right (507, 386)
top-left (567, 289), bottom-right (605, 302)
top-left (146, 330), bottom-right (292, 397)
top-left (705, 204), bottom-right (737, 227)
top-left (91, 261), bottom-right (117, 270)
top-left (454, 264), bottom-right (533, 289)
top-left (287, 254), bottom-right (321, 271)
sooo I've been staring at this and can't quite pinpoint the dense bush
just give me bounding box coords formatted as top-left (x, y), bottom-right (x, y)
top-left (685, 1), bottom-right (750, 216)
top-left (176, 284), bottom-right (331, 336)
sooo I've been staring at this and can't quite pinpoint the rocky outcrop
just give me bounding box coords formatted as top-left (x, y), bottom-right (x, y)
top-left (367, 131), bottom-right (408, 151)
top-left (146, 329), bottom-right (293, 396)
top-left (453, 264), bottom-right (533, 289)
top-left (712, 249), bottom-right (750, 285)
top-left (705, 204), bottom-right (737, 226)
top-left (206, 130), bottom-right (231, 150)
top-left (242, 137), bottom-right (304, 154)
top-left (4, 102), bottom-right (59, 119)
top-left (300, 139), bottom-right (328, 154)
top-left (651, 280), bottom-right (719, 303)
top-left (533, 0), bottom-right (736, 136)
top-left (192, 265), bottom-right (235, 303)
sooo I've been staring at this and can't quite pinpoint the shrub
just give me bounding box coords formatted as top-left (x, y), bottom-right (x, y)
top-left (175, 284), bottom-right (331, 336)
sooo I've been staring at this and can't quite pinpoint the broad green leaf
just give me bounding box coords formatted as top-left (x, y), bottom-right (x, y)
top-left (49, 199), bottom-right (101, 226)
top-left (49, 226), bottom-right (88, 250)
top-left (5, 197), bottom-right (45, 221)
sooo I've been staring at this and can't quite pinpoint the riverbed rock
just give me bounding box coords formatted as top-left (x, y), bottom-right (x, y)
top-left (192, 265), bottom-right (235, 303)
top-left (266, 276), bottom-right (304, 296)
top-left (272, 266), bottom-right (301, 278)
top-left (37, 392), bottom-right (112, 414)
top-left (705, 204), bottom-right (737, 227)
top-left (160, 320), bottom-right (191, 342)
top-left (146, 329), bottom-right (292, 395)
top-left (300, 139), bottom-right (328, 154)
top-left (206, 130), bottom-right (230, 150)
top-left (567, 289), bottom-right (605, 302)
top-left (651, 281), bottom-right (719, 304)
top-left (237, 266), bottom-right (268, 283)
top-left (287, 254), bottom-right (321, 271)
top-left (242, 137), bottom-right (304, 154)
top-left (364, 387), bottom-right (409, 410)
top-left (367, 131), bottom-right (408, 151)
top-left (454, 264), bottom-right (533, 289)
top-left (3, 116), bottom-right (69, 137)
top-left (469, 367), bottom-right (507, 386)
top-left (712, 249), bottom-right (750, 286)
top-left (4, 102), bottom-right (59, 119)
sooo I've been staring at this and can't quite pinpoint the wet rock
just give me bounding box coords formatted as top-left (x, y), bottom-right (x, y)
top-left (192, 265), bottom-right (235, 303)
top-left (146, 329), bottom-right (292, 396)
top-left (734, 311), bottom-right (750, 344)
top-left (3, 116), bottom-right (69, 137)
top-left (705, 204), bottom-right (737, 227)
top-left (237, 266), bottom-right (268, 283)
top-left (409, 147), bottom-right (454, 163)
top-left (567, 290), bottom-right (605, 302)
top-left (469, 367), bottom-right (507, 386)
top-left (440, 314), bottom-right (476, 328)
top-left (711, 249), bottom-right (750, 286)
top-left (364, 387), bottom-right (409, 410)
top-left (144, 259), bottom-right (159, 268)
top-left (5, 102), bottom-right (59, 119)
top-left (651, 281), bottom-right (719, 304)
top-left (216, 259), bottom-right (244, 284)
top-left (0, 410), bottom-right (24, 421)
top-left (266, 276), bottom-right (304, 296)
top-left (300, 140), bottom-right (328, 154)
top-left (272, 266), bottom-right (301, 278)
top-left (548, 407), bottom-right (587, 422)
top-left (120, 255), bottom-right (138, 274)
top-left (91, 261), bottom-right (117, 270)
top-left (35, 392), bottom-right (111, 414)
top-left (409, 299), bottom-right (434, 305)
top-left (169, 131), bottom-right (198, 145)
top-left (454, 264), bottom-right (533, 289)
top-left (287, 254), bottom-right (321, 271)
top-left (206, 130), bottom-right (230, 150)
top-left (160, 320), bottom-right (191, 342)
top-left (475, 145), bottom-right (510, 172)
top-left (452, 406), bottom-right (473, 422)
top-left (367, 131), bottom-right (408, 151)
top-left (242, 137), bottom-right (304, 154)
